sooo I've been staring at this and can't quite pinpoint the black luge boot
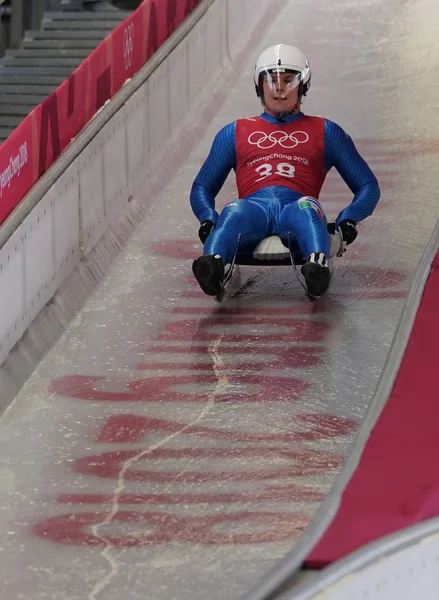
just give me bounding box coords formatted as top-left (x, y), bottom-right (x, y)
top-left (301, 252), bottom-right (331, 301)
top-left (192, 254), bottom-right (225, 296)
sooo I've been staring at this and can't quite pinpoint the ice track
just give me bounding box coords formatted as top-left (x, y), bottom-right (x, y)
top-left (1, 0), bottom-right (439, 598)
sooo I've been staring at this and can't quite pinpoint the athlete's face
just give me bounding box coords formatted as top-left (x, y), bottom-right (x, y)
top-left (262, 71), bottom-right (300, 115)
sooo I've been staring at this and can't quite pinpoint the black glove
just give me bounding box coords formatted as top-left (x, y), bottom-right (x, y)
top-left (327, 219), bottom-right (358, 245)
top-left (338, 219), bottom-right (358, 245)
top-left (198, 220), bottom-right (215, 244)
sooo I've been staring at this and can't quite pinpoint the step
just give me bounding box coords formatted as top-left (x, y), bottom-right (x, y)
top-left (6, 48), bottom-right (92, 58)
top-left (24, 30), bottom-right (109, 40)
top-left (44, 11), bottom-right (131, 21)
top-left (0, 66), bottom-right (76, 77)
top-left (22, 39), bottom-right (101, 50)
top-left (0, 84), bottom-right (58, 95)
top-left (0, 128), bottom-right (15, 142)
top-left (41, 19), bottom-right (126, 30)
top-left (0, 74), bottom-right (67, 85)
top-left (1, 57), bottom-right (82, 67)
top-left (0, 94), bottom-right (49, 105)
top-left (115, 0), bottom-right (141, 7)
top-left (0, 115), bottom-right (25, 129)
top-left (0, 104), bottom-right (37, 116)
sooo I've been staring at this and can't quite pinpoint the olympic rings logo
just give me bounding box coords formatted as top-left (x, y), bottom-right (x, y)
top-left (123, 23), bottom-right (134, 70)
top-left (248, 130), bottom-right (309, 150)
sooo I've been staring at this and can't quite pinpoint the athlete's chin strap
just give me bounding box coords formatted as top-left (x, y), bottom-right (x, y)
top-left (274, 103), bottom-right (300, 123)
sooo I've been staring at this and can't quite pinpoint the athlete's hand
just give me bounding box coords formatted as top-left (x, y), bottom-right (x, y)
top-left (198, 220), bottom-right (215, 244)
top-left (327, 219), bottom-right (358, 245)
top-left (338, 219), bottom-right (358, 245)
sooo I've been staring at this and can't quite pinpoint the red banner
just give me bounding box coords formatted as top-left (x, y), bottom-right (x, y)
top-left (0, 0), bottom-right (201, 225)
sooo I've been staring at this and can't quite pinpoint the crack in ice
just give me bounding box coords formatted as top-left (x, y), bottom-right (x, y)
top-left (88, 335), bottom-right (228, 599)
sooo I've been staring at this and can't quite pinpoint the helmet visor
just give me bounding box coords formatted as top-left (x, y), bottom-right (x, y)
top-left (258, 69), bottom-right (303, 114)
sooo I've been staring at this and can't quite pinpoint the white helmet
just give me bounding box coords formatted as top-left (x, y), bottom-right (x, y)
top-left (254, 44), bottom-right (311, 107)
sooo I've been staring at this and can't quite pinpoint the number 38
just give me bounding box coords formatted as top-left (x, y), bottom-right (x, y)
top-left (255, 162), bottom-right (295, 182)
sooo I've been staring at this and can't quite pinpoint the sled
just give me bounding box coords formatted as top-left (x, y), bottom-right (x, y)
top-left (215, 231), bottom-right (345, 302)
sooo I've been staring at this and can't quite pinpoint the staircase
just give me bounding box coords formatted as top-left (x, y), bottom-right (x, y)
top-left (0, 6), bottom-right (133, 143)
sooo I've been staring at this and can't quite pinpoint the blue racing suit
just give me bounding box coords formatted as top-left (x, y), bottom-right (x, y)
top-left (190, 111), bottom-right (380, 265)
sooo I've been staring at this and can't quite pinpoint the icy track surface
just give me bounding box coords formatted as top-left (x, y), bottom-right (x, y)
top-left (2, 0), bottom-right (439, 598)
